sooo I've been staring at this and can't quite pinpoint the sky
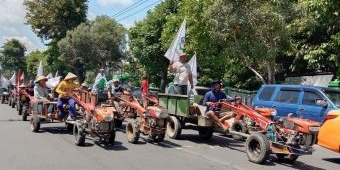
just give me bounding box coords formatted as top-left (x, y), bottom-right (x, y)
top-left (0, 0), bottom-right (162, 54)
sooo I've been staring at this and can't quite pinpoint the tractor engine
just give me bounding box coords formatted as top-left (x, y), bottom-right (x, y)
top-left (276, 117), bottom-right (319, 148)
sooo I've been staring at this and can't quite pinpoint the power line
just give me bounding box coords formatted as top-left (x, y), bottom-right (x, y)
top-left (117, 0), bottom-right (162, 22)
top-left (112, 0), bottom-right (148, 17)
top-left (114, 0), bottom-right (150, 18)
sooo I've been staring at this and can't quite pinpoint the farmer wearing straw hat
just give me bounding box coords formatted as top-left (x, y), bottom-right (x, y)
top-left (107, 78), bottom-right (129, 99)
top-left (34, 76), bottom-right (52, 114)
top-left (55, 72), bottom-right (79, 120)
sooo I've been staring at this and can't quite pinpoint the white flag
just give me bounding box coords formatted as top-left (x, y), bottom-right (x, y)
top-left (8, 72), bottom-right (16, 84)
top-left (164, 19), bottom-right (186, 62)
top-left (187, 53), bottom-right (198, 86)
top-left (37, 60), bottom-right (43, 77)
top-left (0, 75), bottom-right (9, 88)
top-left (46, 73), bottom-right (53, 79)
top-left (187, 53), bottom-right (198, 94)
top-left (46, 76), bottom-right (61, 89)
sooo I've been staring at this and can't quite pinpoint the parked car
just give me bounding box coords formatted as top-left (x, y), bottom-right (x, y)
top-left (318, 110), bottom-right (340, 153)
top-left (252, 84), bottom-right (340, 123)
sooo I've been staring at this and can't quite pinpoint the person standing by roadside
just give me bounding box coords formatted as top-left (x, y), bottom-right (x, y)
top-left (141, 75), bottom-right (149, 108)
top-left (169, 53), bottom-right (194, 95)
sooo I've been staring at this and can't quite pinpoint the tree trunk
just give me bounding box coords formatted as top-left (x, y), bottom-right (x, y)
top-left (266, 59), bottom-right (276, 84)
top-left (160, 60), bottom-right (168, 93)
top-left (245, 64), bottom-right (267, 84)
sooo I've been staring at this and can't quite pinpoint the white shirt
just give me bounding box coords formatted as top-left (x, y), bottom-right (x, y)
top-left (173, 61), bottom-right (191, 85)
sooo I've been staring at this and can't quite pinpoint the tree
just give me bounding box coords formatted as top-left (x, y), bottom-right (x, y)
top-left (129, 0), bottom-right (181, 91)
top-left (26, 50), bottom-right (50, 79)
top-left (25, 0), bottom-right (89, 77)
top-left (25, 0), bottom-right (88, 42)
top-left (58, 16), bottom-right (127, 82)
top-left (0, 39), bottom-right (27, 77)
top-left (289, 0), bottom-right (340, 76)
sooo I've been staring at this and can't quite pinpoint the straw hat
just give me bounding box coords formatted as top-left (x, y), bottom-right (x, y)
top-left (112, 78), bottom-right (120, 83)
top-left (81, 82), bottom-right (88, 87)
top-left (36, 76), bottom-right (48, 82)
top-left (64, 72), bottom-right (77, 81)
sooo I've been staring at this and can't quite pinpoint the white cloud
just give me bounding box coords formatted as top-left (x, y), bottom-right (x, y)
top-left (87, 11), bottom-right (97, 21)
top-left (3, 36), bottom-right (40, 54)
top-left (0, 0), bottom-right (46, 53)
top-left (120, 20), bottom-right (135, 29)
top-left (97, 0), bottom-right (133, 7)
top-left (0, 0), bottom-right (26, 24)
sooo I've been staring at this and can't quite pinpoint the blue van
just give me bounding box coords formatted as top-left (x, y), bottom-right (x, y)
top-left (252, 84), bottom-right (340, 123)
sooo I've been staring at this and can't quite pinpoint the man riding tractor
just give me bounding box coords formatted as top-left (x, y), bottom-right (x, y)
top-left (55, 72), bottom-right (79, 121)
top-left (202, 79), bottom-right (235, 131)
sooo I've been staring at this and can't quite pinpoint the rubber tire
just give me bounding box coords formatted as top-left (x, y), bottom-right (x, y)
top-left (22, 106), bottom-right (28, 121)
top-left (231, 120), bottom-right (248, 141)
top-left (1, 96), bottom-right (4, 104)
top-left (198, 127), bottom-right (214, 140)
top-left (126, 119), bottom-right (140, 144)
top-left (16, 99), bottom-right (19, 111)
top-left (30, 115), bottom-right (40, 132)
top-left (151, 133), bottom-right (166, 143)
top-left (66, 123), bottom-right (74, 131)
top-left (166, 116), bottom-right (182, 139)
top-left (18, 104), bottom-right (22, 115)
top-left (106, 130), bottom-right (116, 144)
top-left (8, 97), bottom-right (12, 106)
top-left (11, 98), bottom-right (15, 108)
top-left (74, 122), bottom-right (86, 146)
top-left (114, 119), bottom-right (123, 128)
top-left (245, 132), bottom-right (270, 164)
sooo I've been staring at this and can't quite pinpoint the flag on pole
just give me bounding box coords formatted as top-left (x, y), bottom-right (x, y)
top-left (164, 19), bottom-right (186, 62)
top-left (187, 53), bottom-right (198, 94)
top-left (46, 76), bottom-right (61, 89)
top-left (37, 60), bottom-right (43, 77)
top-left (187, 52), bottom-right (198, 86)
top-left (46, 73), bottom-right (53, 79)
top-left (8, 72), bottom-right (16, 84)
top-left (0, 75), bottom-right (9, 88)
top-left (18, 71), bottom-right (24, 86)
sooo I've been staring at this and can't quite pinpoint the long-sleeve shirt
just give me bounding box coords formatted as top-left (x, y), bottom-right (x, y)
top-left (34, 85), bottom-right (49, 100)
top-left (55, 80), bottom-right (78, 98)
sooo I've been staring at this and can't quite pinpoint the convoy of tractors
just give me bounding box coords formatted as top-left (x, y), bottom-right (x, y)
top-left (0, 78), bottom-right (326, 165)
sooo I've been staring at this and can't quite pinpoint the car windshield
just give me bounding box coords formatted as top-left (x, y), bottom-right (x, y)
top-left (323, 88), bottom-right (340, 107)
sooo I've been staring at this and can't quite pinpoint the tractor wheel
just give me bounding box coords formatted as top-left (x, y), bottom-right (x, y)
top-left (231, 120), bottom-right (248, 141)
top-left (106, 129), bottom-right (116, 144)
top-left (74, 122), bottom-right (86, 146)
top-left (16, 99), bottom-right (19, 111)
top-left (11, 98), bottom-right (15, 108)
top-left (126, 119), bottom-right (140, 144)
top-left (30, 115), bottom-right (40, 132)
top-left (198, 127), bottom-right (214, 140)
top-left (8, 96), bottom-right (12, 106)
top-left (114, 119), bottom-right (123, 128)
top-left (18, 104), bottom-right (22, 115)
top-left (66, 122), bottom-right (74, 131)
top-left (1, 95), bottom-right (4, 104)
top-left (166, 116), bottom-right (182, 139)
top-left (245, 132), bottom-right (270, 164)
top-left (22, 106), bottom-right (28, 121)
top-left (151, 133), bottom-right (165, 143)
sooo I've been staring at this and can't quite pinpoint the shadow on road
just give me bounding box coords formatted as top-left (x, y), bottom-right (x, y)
top-left (40, 126), bottom-right (73, 135)
top-left (270, 157), bottom-right (327, 170)
top-left (322, 158), bottom-right (340, 165)
top-left (0, 119), bottom-right (22, 122)
top-left (94, 140), bottom-right (128, 151)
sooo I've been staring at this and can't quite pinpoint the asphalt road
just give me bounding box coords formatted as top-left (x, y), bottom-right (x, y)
top-left (0, 104), bottom-right (339, 170)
